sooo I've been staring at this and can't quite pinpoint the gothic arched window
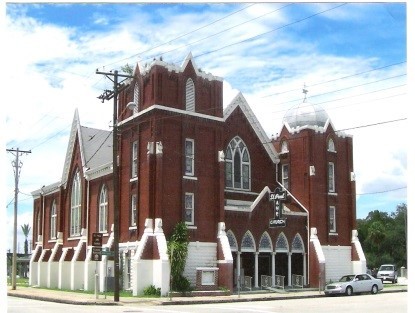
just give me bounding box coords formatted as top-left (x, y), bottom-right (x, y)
top-left (99, 185), bottom-right (108, 232)
top-left (50, 200), bottom-right (57, 239)
top-left (70, 170), bottom-right (82, 237)
top-left (225, 137), bottom-right (251, 190)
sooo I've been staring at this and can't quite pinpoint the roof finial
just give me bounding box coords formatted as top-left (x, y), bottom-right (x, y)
top-left (302, 83), bottom-right (308, 102)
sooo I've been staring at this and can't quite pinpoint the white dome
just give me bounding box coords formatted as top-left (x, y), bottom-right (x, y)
top-left (283, 101), bottom-right (330, 128)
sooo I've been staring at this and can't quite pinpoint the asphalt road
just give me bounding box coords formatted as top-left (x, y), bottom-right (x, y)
top-left (8, 291), bottom-right (407, 313)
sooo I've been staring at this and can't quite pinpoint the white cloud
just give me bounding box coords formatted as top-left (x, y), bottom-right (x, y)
top-left (4, 2), bottom-right (407, 250)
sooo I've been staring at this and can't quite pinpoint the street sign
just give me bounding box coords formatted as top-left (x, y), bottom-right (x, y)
top-left (101, 250), bottom-right (114, 256)
top-left (92, 233), bottom-right (103, 247)
top-left (92, 247), bottom-right (102, 261)
top-left (269, 218), bottom-right (287, 228)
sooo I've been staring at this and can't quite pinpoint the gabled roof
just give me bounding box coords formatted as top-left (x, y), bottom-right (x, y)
top-left (61, 110), bottom-right (112, 188)
top-left (224, 92), bottom-right (279, 164)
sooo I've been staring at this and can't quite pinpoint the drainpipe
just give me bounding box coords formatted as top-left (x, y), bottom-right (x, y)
top-left (41, 187), bottom-right (45, 246)
top-left (276, 181), bottom-right (310, 286)
top-left (86, 178), bottom-right (90, 256)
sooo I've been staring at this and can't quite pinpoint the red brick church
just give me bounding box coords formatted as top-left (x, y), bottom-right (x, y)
top-left (29, 53), bottom-right (366, 295)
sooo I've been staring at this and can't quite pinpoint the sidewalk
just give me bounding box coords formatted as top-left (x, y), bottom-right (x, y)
top-left (7, 283), bottom-right (408, 306)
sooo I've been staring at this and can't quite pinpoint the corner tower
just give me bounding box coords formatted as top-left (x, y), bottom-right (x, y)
top-left (274, 88), bottom-right (362, 285)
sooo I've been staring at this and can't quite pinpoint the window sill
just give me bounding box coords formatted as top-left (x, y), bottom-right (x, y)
top-left (129, 226), bottom-right (137, 230)
top-left (329, 232), bottom-right (338, 236)
top-left (68, 236), bottom-right (82, 241)
top-left (183, 175), bottom-right (198, 181)
top-left (328, 192), bottom-right (338, 196)
top-left (186, 225), bottom-right (197, 230)
top-left (130, 177), bottom-right (138, 182)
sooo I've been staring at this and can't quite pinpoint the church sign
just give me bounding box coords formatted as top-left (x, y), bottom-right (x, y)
top-left (269, 187), bottom-right (287, 227)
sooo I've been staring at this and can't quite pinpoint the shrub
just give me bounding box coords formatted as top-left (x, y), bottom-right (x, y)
top-left (143, 285), bottom-right (161, 297)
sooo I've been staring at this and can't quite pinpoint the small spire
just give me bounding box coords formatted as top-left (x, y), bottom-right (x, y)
top-left (302, 83), bottom-right (308, 102)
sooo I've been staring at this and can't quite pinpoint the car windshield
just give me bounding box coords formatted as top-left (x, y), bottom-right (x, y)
top-left (339, 275), bottom-right (354, 282)
top-left (379, 266), bottom-right (393, 271)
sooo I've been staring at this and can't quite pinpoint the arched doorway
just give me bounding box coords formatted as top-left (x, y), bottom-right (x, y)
top-left (291, 233), bottom-right (306, 286)
top-left (275, 232), bottom-right (289, 286)
top-left (258, 232), bottom-right (273, 278)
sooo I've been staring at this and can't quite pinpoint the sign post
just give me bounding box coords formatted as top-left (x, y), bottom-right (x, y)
top-left (92, 233), bottom-right (103, 299)
top-left (269, 187), bottom-right (287, 227)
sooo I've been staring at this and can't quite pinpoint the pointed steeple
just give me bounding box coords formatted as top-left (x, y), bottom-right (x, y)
top-left (181, 52), bottom-right (198, 71)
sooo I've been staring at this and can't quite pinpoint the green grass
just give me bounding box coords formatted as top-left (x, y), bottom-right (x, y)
top-left (7, 279), bottom-right (155, 298)
top-left (7, 276), bottom-right (29, 286)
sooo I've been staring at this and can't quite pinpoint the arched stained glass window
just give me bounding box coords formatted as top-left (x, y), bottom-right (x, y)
top-left (99, 185), bottom-right (108, 232)
top-left (225, 137), bottom-right (251, 190)
top-left (50, 200), bottom-right (57, 239)
top-left (70, 170), bottom-right (82, 237)
top-left (241, 231), bottom-right (255, 252)
top-left (226, 230), bottom-right (238, 251)
top-left (259, 232), bottom-right (272, 252)
top-left (276, 232), bottom-right (288, 252)
top-left (292, 233), bottom-right (304, 253)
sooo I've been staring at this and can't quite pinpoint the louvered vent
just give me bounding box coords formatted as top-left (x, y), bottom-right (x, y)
top-left (185, 78), bottom-right (195, 111)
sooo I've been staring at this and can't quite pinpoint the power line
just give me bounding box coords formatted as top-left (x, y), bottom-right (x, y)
top-left (102, 3), bottom-right (259, 69)
top-left (357, 186), bottom-right (406, 196)
top-left (135, 3), bottom-right (295, 65)
top-left (193, 3), bottom-right (348, 60)
top-left (261, 61), bottom-right (407, 98)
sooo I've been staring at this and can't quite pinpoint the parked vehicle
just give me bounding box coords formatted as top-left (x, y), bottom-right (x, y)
top-left (324, 274), bottom-right (383, 296)
top-left (376, 264), bottom-right (398, 283)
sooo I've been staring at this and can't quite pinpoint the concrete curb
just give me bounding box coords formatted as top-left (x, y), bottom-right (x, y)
top-left (8, 285), bottom-right (407, 306)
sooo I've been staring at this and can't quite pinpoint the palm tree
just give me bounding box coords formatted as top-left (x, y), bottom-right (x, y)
top-left (21, 224), bottom-right (31, 255)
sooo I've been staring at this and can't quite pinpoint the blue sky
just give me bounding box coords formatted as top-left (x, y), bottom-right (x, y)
top-left (2, 2), bottom-right (410, 253)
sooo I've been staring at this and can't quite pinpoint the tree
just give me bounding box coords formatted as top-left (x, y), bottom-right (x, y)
top-left (121, 63), bottom-right (134, 75)
top-left (167, 222), bottom-right (191, 292)
top-left (358, 204), bottom-right (407, 269)
top-left (21, 223), bottom-right (31, 255)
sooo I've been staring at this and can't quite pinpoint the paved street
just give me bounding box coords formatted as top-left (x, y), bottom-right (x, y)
top-left (8, 292), bottom-right (407, 313)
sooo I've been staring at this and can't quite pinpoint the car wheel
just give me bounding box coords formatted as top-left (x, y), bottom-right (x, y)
top-left (371, 285), bottom-right (378, 294)
top-left (345, 286), bottom-right (353, 296)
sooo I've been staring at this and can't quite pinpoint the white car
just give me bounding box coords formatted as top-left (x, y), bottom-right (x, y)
top-left (324, 274), bottom-right (384, 296)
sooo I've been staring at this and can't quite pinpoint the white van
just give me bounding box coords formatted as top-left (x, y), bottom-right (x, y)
top-left (376, 264), bottom-right (398, 283)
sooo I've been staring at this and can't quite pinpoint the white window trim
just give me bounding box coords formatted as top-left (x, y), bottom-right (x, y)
top-left (225, 137), bottom-right (251, 191)
top-left (185, 78), bottom-right (195, 111)
top-left (50, 200), bottom-right (57, 239)
top-left (131, 140), bottom-right (138, 178)
top-left (281, 140), bottom-right (289, 153)
top-left (99, 185), bottom-right (108, 233)
top-left (282, 164), bottom-right (289, 190)
top-left (185, 192), bottom-right (195, 225)
top-left (328, 162), bottom-right (335, 193)
top-left (327, 138), bottom-right (336, 152)
top-left (131, 194), bottom-right (137, 227)
top-left (70, 171), bottom-right (81, 237)
top-left (329, 205), bottom-right (336, 233)
top-left (185, 138), bottom-right (195, 176)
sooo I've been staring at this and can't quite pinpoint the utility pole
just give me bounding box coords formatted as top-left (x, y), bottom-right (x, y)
top-left (96, 69), bottom-right (133, 302)
top-left (6, 148), bottom-right (31, 290)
